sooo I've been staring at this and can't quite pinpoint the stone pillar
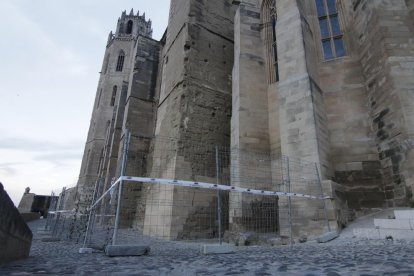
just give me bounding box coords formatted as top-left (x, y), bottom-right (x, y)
top-left (230, 1), bottom-right (277, 233)
top-left (277, 0), bottom-right (328, 170)
top-left (143, 0), bottom-right (235, 240)
top-left (276, 0), bottom-right (331, 238)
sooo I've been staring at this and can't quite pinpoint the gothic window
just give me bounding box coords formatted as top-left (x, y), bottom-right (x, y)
top-left (315, 0), bottom-right (346, 59)
top-left (119, 23), bottom-right (124, 34)
top-left (126, 20), bottom-right (133, 34)
top-left (116, 51), bottom-right (125, 72)
top-left (110, 86), bottom-right (117, 106)
top-left (262, 0), bottom-right (279, 83)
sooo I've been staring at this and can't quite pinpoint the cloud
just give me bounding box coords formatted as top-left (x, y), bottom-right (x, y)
top-left (0, 137), bottom-right (83, 152)
top-left (0, 162), bottom-right (24, 176)
top-left (34, 151), bottom-right (82, 166)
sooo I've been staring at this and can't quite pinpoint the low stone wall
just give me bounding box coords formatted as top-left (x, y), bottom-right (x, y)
top-left (0, 183), bottom-right (33, 264)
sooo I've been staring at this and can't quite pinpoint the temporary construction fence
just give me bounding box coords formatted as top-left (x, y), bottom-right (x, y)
top-left (46, 132), bottom-right (333, 253)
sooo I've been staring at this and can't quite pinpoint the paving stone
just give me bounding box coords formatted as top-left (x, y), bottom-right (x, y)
top-left (2, 220), bottom-right (414, 275)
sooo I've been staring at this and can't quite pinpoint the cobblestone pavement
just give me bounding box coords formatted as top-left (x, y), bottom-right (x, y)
top-left (1, 220), bottom-right (414, 275)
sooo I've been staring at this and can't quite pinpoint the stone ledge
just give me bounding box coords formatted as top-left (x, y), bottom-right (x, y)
top-left (395, 210), bottom-right (414, 220)
top-left (105, 245), bottom-right (150, 257)
top-left (374, 218), bottom-right (413, 230)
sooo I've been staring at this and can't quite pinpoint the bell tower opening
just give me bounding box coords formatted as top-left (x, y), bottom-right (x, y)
top-left (126, 20), bottom-right (133, 34)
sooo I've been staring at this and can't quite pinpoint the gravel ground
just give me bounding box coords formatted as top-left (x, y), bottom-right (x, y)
top-left (1, 219), bottom-right (414, 275)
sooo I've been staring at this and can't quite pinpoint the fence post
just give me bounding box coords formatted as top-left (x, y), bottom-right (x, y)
top-left (82, 176), bottom-right (102, 248)
top-left (285, 156), bottom-right (293, 248)
top-left (315, 163), bottom-right (331, 232)
top-left (112, 130), bottom-right (131, 245)
top-left (45, 190), bottom-right (58, 230)
top-left (52, 187), bottom-right (66, 238)
top-left (215, 145), bottom-right (222, 244)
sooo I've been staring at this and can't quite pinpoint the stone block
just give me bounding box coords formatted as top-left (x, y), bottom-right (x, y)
top-left (352, 228), bottom-right (380, 239)
top-left (374, 219), bottom-right (412, 230)
top-left (316, 231), bottom-right (339, 243)
top-left (200, 243), bottom-right (235, 254)
top-left (78, 248), bottom-right (93, 254)
top-left (394, 210), bottom-right (414, 220)
top-left (105, 245), bottom-right (150, 257)
top-left (378, 229), bottom-right (414, 240)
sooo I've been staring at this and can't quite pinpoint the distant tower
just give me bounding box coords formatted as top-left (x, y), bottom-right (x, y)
top-left (76, 9), bottom-right (153, 208)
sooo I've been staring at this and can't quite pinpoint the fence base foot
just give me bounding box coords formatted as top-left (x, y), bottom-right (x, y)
top-left (200, 243), bottom-right (235, 255)
top-left (105, 245), bottom-right (150, 257)
top-left (79, 248), bottom-right (93, 254)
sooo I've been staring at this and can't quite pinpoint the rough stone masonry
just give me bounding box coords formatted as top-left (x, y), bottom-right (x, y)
top-left (70, 0), bottom-right (414, 240)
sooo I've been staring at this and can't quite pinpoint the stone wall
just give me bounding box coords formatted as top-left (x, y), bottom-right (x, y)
top-left (308, 0), bottom-right (384, 210)
top-left (352, 0), bottom-right (414, 206)
top-left (17, 193), bottom-right (35, 213)
top-left (231, 1), bottom-right (274, 233)
top-left (118, 36), bottom-right (161, 228)
top-left (144, 0), bottom-right (235, 239)
top-left (0, 183), bottom-right (32, 264)
top-left (18, 193), bottom-right (57, 217)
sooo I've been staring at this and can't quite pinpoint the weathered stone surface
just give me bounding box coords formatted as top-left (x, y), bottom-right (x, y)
top-left (0, 183), bottom-right (32, 264)
top-left (70, 0), bottom-right (414, 244)
top-left (78, 248), bottom-right (93, 254)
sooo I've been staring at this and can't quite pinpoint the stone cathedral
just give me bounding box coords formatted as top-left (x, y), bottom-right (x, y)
top-left (71, 0), bottom-right (414, 239)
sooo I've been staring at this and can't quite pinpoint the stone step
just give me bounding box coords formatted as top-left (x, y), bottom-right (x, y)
top-left (353, 228), bottom-right (414, 240)
top-left (394, 210), bottom-right (414, 220)
top-left (374, 218), bottom-right (414, 230)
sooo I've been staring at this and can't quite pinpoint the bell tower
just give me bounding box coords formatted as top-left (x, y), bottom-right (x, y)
top-left (115, 9), bottom-right (152, 38)
top-left (76, 9), bottom-right (153, 210)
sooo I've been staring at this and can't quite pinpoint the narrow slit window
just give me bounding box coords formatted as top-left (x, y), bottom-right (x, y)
top-left (96, 89), bottom-right (102, 109)
top-left (271, 1), bottom-right (279, 82)
top-left (110, 86), bottom-right (117, 106)
top-left (262, 0), bottom-right (279, 84)
top-left (116, 51), bottom-right (125, 72)
top-left (315, 0), bottom-right (346, 60)
top-left (103, 54), bottom-right (110, 74)
top-left (84, 149), bottom-right (91, 174)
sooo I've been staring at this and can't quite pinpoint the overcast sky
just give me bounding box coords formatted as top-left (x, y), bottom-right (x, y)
top-left (0, 0), bottom-right (170, 206)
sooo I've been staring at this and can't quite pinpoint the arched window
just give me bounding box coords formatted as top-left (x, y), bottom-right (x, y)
top-left (126, 20), bottom-right (133, 34)
top-left (110, 86), bottom-right (117, 106)
top-left (116, 51), bottom-right (125, 72)
top-left (262, 0), bottom-right (279, 83)
top-left (103, 54), bottom-right (110, 74)
top-left (119, 23), bottom-right (124, 34)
